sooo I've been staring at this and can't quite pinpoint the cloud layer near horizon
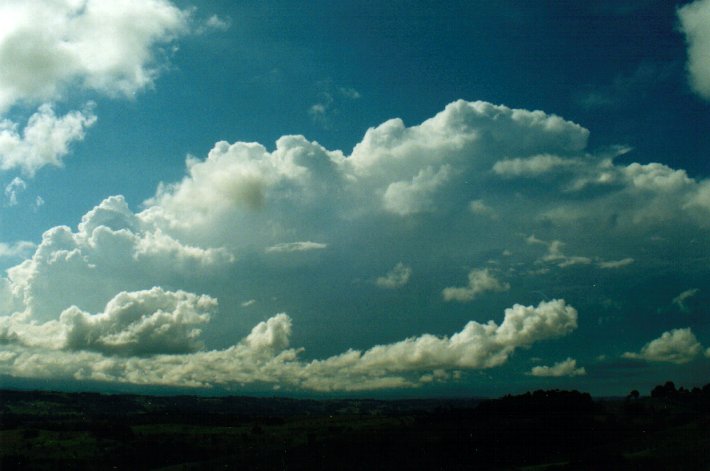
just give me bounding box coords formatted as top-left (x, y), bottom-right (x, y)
top-left (1, 99), bottom-right (710, 391)
top-left (0, 297), bottom-right (576, 391)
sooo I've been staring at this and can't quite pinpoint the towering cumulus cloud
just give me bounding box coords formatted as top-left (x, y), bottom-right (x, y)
top-left (1, 99), bottom-right (709, 391)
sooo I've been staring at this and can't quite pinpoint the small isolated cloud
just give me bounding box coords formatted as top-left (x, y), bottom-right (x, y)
top-left (597, 258), bottom-right (634, 269)
top-left (673, 288), bottom-right (699, 312)
top-left (528, 358), bottom-right (586, 377)
top-left (623, 328), bottom-right (703, 364)
top-left (443, 268), bottom-right (510, 302)
top-left (241, 299), bottom-right (257, 308)
top-left (3, 177), bottom-right (25, 206)
top-left (0, 104), bottom-right (96, 175)
top-left (376, 262), bottom-right (412, 289)
top-left (679, 0), bottom-right (710, 100)
top-left (265, 241), bottom-right (327, 253)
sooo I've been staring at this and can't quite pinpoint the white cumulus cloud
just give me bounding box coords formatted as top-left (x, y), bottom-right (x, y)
top-left (0, 104), bottom-right (96, 175)
top-left (0, 99), bottom-right (709, 391)
top-left (61, 288), bottom-right (216, 356)
top-left (0, 0), bottom-right (190, 177)
top-left (623, 328), bottom-right (703, 364)
top-left (0, 0), bottom-right (189, 110)
top-left (5, 195), bottom-right (233, 322)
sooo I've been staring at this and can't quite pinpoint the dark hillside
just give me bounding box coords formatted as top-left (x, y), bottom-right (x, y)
top-left (1, 383), bottom-right (709, 469)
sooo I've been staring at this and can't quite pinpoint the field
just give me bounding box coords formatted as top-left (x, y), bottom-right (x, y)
top-left (1, 384), bottom-right (709, 470)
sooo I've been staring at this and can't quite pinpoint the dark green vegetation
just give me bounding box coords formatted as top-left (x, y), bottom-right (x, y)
top-left (1, 383), bottom-right (709, 470)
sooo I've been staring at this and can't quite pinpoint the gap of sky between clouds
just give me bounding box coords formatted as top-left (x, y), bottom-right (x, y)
top-left (0, 0), bottom-right (709, 396)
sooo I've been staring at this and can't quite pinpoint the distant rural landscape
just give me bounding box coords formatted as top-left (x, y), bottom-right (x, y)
top-left (1, 381), bottom-right (709, 469)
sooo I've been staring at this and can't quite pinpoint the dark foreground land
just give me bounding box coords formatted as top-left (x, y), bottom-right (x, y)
top-left (1, 383), bottom-right (710, 470)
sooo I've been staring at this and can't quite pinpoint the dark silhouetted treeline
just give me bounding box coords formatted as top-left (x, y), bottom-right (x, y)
top-left (1, 382), bottom-right (709, 469)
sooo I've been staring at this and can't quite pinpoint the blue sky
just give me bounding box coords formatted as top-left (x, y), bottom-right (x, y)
top-left (1, 0), bottom-right (710, 397)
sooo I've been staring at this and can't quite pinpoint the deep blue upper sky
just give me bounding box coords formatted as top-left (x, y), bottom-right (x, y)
top-left (0, 0), bottom-right (709, 397)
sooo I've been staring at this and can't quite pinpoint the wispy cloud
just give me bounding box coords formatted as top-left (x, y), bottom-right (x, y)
top-left (672, 288), bottom-right (699, 312)
top-left (265, 241), bottom-right (328, 253)
top-left (3, 177), bottom-right (25, 206)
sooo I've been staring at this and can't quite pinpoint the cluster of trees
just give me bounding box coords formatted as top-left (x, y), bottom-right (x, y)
top-left (649, 381), bottom-right (710, 399)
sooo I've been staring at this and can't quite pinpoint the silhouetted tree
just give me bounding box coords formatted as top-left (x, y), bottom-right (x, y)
top-left (651, 381), bottom-right (677, 398)
top-left (627, 390), bottom-right (640, 400)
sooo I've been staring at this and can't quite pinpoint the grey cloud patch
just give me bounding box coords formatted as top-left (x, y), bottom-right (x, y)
top-left (0, 241), bottom-right (35, 259)
top-left (468, 199), bottom-right (497, 219)
top-left (575, 62), bottom-right (676, 110)
top-left (597, 258), bottom-right (634, 269)
top-left (376, 263), bottom-right (412, 289)
top-left (493, 154), bottom-right (579, 177)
